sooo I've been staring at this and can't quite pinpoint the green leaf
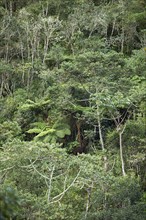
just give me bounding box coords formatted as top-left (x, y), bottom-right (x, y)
top-left (27, 128), bottom-right (42, 134)
top-left (56, 130), bottom-right (65, 138)
top-left (56, 128), bottom-right (71, 138)
top-left (63, 128), bottom-right (71, 136)
top-left (34, 129), bottom-right (55, 140)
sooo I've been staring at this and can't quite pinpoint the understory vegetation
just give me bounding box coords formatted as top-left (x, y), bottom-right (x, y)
top-left (0, 0), bottom-right (146, 219)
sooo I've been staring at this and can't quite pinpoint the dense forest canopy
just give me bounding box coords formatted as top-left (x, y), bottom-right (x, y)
top-left (0, 0), bottom-right (146, 219)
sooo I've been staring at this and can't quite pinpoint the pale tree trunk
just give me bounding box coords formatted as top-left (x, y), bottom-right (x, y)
top-left (112, 112), bottom-right (127, 177)
top-left (120, 0), bottom-right (125, 53)
top-left (84, 189), bottom-right (90, 220)
top-left (97, 114), bottom-right (104, 151)
top-left (5, 43), bottom-right (9, 62)
top-left (116, 122), bottom-right (127, 177)
top-left (121, 27), bottom-right (124, 53)
top-left (0, 74), bottom-right (4, 97)
top-left (43, 36), bottom-right (49, 64)
top-left (97, 108), bottom-right (107, 171)
top-left (119, 129), bottom-right (126, 176)
top-left (84, 182), bottom-right (93, 220)
top-left (9, 1), bottom-right (13, 16)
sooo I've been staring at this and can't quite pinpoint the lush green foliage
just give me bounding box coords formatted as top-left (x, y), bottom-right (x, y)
top-left (0, 0), bottom-right (146, 219)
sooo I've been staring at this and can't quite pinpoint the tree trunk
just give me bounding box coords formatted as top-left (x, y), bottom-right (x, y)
top-left (97, 115), bottom-right (104, 151)
top-left (119, 132), bottom-right (126, 176)
top-left (97, 112), bottom-right (107, 171)
top-left (76, 121), bottom-right (83, 149)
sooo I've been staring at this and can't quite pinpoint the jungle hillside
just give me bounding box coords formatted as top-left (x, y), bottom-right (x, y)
top-left (0, 0), bottom-right (146, 219)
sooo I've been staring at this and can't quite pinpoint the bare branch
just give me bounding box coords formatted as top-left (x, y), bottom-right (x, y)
top-left (49, 169), bottom-right (81, 204)
top-left (0, 166), bottom-right (15, 172)
top-left (48, 165), bottom-right (55, 202)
